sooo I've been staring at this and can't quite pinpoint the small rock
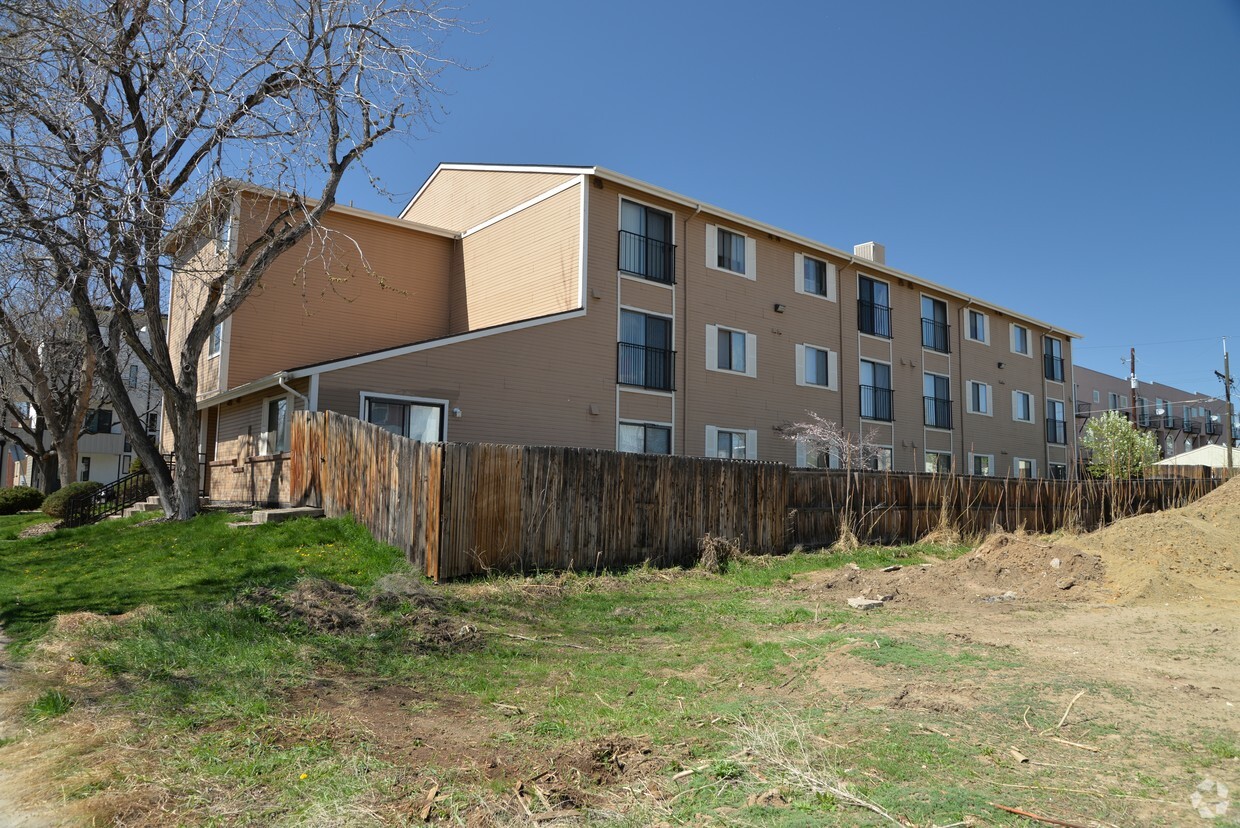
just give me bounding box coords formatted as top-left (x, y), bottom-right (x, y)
top-left (877, 594), bottom-right (896, 603)
top-left (860, 587), bottom-right (872, 597)
top-left (1050, 557), bottom-right (1061, 569)
top-left (1056, 577), bottom-right (1075, 590)
top-left (983, 591), bottom-right (1018, 604)
top-left (882, 565), bottom-right (902, 572)
top-left (848, 597), bottom-right (886, 611)
top-left (846, 562), bottom-right (861, 571)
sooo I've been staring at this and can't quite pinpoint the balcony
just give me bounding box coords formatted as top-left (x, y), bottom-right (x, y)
top-left (1075, 401), bottom-right (1090, 418)
top-left (921, 318), bottom-right (951, 353)
top-left (1162, 414), bottom-right (1178, 430)
top-left (861, 385), bottom-right (894, 422)
top-left (1206, 420), bottom-right (1220, 436)
top-left (1046, 418), bottom-right (1067, 445)
top-left (1184, 419), bottom-right (1200, 435)
top-left (1043, 354), bottom-right (1064, 382)
top-left (618, 230), bottom-right (676, 285)
top-left (858, 300), bottom-right (892, 339)
top-left (923, 396), bottom-right (952, 429)
top-left (617, 343), bottom-right (675, 391)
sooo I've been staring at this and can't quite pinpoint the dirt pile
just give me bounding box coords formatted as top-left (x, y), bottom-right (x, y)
top-left (1077, 475), bottom-right (1240, 605)
top-left (801, 533), bottom-right (1104, 606)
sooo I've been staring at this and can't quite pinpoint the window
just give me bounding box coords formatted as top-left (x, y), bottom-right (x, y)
top-left (1108, 392), bottom-right (1119, 410)
top-left (867, 447), bottom-right (894, 471)
top-left (706, 426), bottom-right (757, 460)
top-left (208, 322), bottom-right (223, 357)
top-left (80, 456), bottom-right (91, 481)
top-left (619, 200), bottom-right (674, 284)
top-left (361, 394), bottom-right (444, 443)
top-left (860, 360), bottom-right (893, 421)
top-left (1046, 399), bottom-right (1066, 445)
top-left (965, 309), bottom-right (989, 344)
top-left (1044, 336), bottom-right (1064, 382)
top-left (921, 296), bottom-right (950, 353)
top-left (126, 364), bottom-right (139, 388)
top-left (1012, 390), bottom-right (1034, 423)
top-left (970, 453), bottom-right (993, 476)
top-left (858, 276), bottom-right (891, 338)
top-left (145, 412), bottom-right (159, 435)
top-left (795, 438), bottom-right (837, 469)
top-left (706, 224), bottom-right (754, 279)
top-left (84, 408), bottom-right (114, 434)
top-left (261, 396), bottom-right (291, 454)
top-left (619, 310), bottom-right (674, 390)
top-left (1010, 323), bottom-right (1030, 356)
top-left (1014, 458), bottom-right (1036, 479)
top-left (967, 381), bottom-right (991, 416)
top-left (1093, 389), bottom-right (1100, 404)
top-left (618, 422), bottom-right (671, 455)
top-left (925, 451), bottom-right (953, 474)
top-left (796, 344), bottom-right (837, 390)
top-left (795, 253), bottom-right (836, 301)
top-left (923, 373), bottom-right (951, 429)
top-left (1049, 463), bottom-right (1068, 480)
top-left (706, 325), bottom-right (756, 377)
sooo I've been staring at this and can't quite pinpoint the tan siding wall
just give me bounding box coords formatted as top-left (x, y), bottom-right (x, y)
top-left (226, 196), bottom-right (453, 387)
top-left (168, 234), bottom-right (227, 400)
top-left (402, 169), bottom-right (577, 232)
top-left (618, 391), bottom-right (673, 424)
top-left (451, 183), bottom-right (582, 333)
top-left (212, 378), bottom-right (310, 462)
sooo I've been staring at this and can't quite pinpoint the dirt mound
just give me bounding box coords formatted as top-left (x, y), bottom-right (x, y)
top-left (801, 533), bottom-right (1103, 607)
top-left (1077, 476), bottom-right (1240, 605)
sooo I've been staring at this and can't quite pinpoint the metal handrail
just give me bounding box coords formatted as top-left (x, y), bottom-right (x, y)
top-left (618, 230), bottom-right (676, 284)
top-left (921, 318), bottom-right (950, 353)
top-left (61, 470), bottom-right (156, 528)
top-left (923, 396), bottom-right (952, 429)
top-left (861, 385), bottom-right (894, 421)
top-left (617, 342), bottom-right (676, 391)
top-left (858, 300), bottom-right (892, 338)
top-left (1046, 418), bottom-right (1067, 445)
top-left (1043, 354), bottom-right (1064, 382)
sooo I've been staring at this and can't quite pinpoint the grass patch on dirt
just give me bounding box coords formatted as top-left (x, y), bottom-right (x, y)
top-left (0, 516), bottom-right (1231, 826)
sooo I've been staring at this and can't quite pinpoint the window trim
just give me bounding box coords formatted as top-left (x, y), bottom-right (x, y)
top-left (857, 273), bottom-right (893, 339)
top-left (793, 252), bottom-right (837, 302)
top-left (1013, 457), bottom-right (1037, 479)
top-left (1011, 389), bottom-right (1036, 423)
top-left (966, 380), bottom-right (993, 416)
top-left (964, 308), bottom-right (990, 345)
top-left (207, 322), bottom-right (223, 358)
top-left (618, 196), bottom-right (676, 288)
top-left (705, 223), bottom-right (756, 280)
top-left (868, 446), bottom-right (894, 472)
top-left (1009, 322), bottom-right (1031, 357)
top-left (705, 425), bottom-right (758, 460)
top-left (795, 343), bottom-right (839, 391)
top-left (617, 419), bottom-right (673, 455)
top-left (259, 393), bottom-right (294, 456)
top-left (924, 450), bottom-right (954, 475)
top-left (968, 452), bottom-right (995, 477)
top-left (794, 437), bottom-right (839, 469)
top-left (705, 324), bottom-right (757, 378)
top-left (357, 391), bottom-right (449, 443)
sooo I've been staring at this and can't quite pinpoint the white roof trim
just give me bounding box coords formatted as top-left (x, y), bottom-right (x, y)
top-left (196, 373), bottom-right (286, 409)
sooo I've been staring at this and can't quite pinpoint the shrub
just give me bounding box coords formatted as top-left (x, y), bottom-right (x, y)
top-left (0, 486), bottom-right (46, 515)
top-left (129, 456), bottom-right (144, 474)
top-left (42, 481), bottom-right (104, 519)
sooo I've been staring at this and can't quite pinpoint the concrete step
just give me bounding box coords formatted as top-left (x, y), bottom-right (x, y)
top-left (229, 506), bottom-right (324, 528)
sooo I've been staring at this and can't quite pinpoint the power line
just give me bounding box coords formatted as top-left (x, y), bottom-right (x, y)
top-left (1074, 334), bottom-right (1236, 350)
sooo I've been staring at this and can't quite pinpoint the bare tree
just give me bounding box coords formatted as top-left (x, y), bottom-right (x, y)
top-left (0, 252), bottom-right (101, 491)
top-left (782, 411), bottom-right (887, 470)
top-left (0, 0), bottom-right (464, 518)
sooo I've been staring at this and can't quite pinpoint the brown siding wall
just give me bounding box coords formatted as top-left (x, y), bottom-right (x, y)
top-left (402, 168), bottom-right (577, 232)
top-left (451, 183), bottom-right (582, 333)
top-left (226, 196), bottom-right (454, 387)
top-left (211, 377), bottom-right (311, 463)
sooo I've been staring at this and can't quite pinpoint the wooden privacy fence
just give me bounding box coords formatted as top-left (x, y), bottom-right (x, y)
top-left (787, 470), bottom-right (1221, 548)
top-left (289, 412), bottom-right (787, 579)
top-left (290, 412), bottom-right (1223, 578)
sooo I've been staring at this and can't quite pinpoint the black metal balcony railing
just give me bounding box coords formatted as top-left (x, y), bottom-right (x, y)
top-left (1046, 418), bottom-right (1067, 445)
top-left (1233, 425), bottom-right (1240, 441)
top-left (923, 396), bottom-right (952, 429)
top-left (1162, 414), bottom-right (1178, 430)
top-left (1075, 401), bottom-right (1090, 418)
top-left (1138, 412), bottom-right (1152, 428)
top-left (1205, 420), bottom-right (1220, 435)
top-left (618, 230), bottom-right (676, 285)
top-left (617, 342), bottom-right (675, 391)
top-left (858, 300), bottom-right (892, 338)
top-left (861, 385), bottom-right (894, 422)
top-left (921, 318), bottom-right (951, 353)
top-left (1043, 354), bottom-right (1064, 382)
top-left (1184, 419), bottom-right (1200, 435)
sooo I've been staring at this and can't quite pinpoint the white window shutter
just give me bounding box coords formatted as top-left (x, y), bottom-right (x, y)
top-left (793, 252), bottom-right (804, 295)
top-left (1031, 394), bottom-right (1037, 422)
top-left (705, 325), bottom-right (717, 371)
top-left (744, 236), bottom-right (757, 280)
top-left (1009, 324), bottom-right (1016, 352)
top-left (825, 262), bottom-right (838, 301)
top-left (795, 438), bottom-right (807, 467)
top-left (828, 350), bottom-right (839, 391)
top-left (795, 344), bottom-right (806, 387)
top-left (745, 430), bottom-right (758, 460)
top-left (705, 425), bottom-right (718, 458)
top-left (705, 224), bottom-right (717, 269)
top-left (744, 333), bottom-right (758, 377)
top-left (1011, 390), bottom-right (1019, 420)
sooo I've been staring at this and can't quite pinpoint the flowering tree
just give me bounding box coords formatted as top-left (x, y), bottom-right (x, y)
top-left (1081, 411), bottom-right (1160, 480)
top-left (782, 411), bottom-right (885, 470)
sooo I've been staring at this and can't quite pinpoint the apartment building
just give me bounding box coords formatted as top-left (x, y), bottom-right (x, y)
top-left (1074, 365), bottom-right (1238, 459)
top-left (168, 164), bottom-right (1081, 501)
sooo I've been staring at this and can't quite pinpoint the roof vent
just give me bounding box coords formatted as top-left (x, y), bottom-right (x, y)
top-left (853, 241), bottom-right (885, 265)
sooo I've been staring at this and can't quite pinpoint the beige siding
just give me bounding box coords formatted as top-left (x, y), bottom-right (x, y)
top-left (211, 378), bottom-right (310, 462)
top-left (168, 234), bottom-right (227, 400)
top-left (451, 183), bottom-right (582, 333)
top-left (226, 196), bottom-right (454, 386)
top-left (618, 391), bottom-right (673, 425)
top-left (402, 168), bottom-right (578, 232)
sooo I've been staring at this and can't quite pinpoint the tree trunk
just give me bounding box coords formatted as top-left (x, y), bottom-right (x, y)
top-left (171, 396), bottom-right (201, 520)
top-left (34, 453), bottom-right (59, 493)
top-left (55, 435), bottom-right (79, 488)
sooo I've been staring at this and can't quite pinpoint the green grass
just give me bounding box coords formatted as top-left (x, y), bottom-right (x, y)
top-left (0, 511), bottom-right (406, 642)
top-left (0, 511), bottom-right (55, 541)
top-left (27, 689), bottom-right (73, 721)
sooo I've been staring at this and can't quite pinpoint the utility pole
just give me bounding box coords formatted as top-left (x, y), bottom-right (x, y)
top-left (1129, 347), bottom-right (1139, 426)
top-left (1216, 338), bottom-right (1235, 473)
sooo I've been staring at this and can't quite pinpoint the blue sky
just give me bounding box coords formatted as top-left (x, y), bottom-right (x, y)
top-left (341, 0), bottom-right (1240, 399)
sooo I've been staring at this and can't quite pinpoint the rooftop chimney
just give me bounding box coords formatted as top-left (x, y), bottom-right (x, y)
top-left (853, 241), bottom-right (885, 265)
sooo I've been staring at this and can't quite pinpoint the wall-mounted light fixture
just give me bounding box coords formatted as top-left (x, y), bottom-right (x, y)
top-left (773, 303), bottom-right (786, 313)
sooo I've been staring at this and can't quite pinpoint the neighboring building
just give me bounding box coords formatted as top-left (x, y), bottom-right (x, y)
top-left (167, 164), bottom-right (1083, 502)
top-left (1073, 365), bottom-right (1238, 460)
top-left (1155, 443), bottom-right (1238, 470)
